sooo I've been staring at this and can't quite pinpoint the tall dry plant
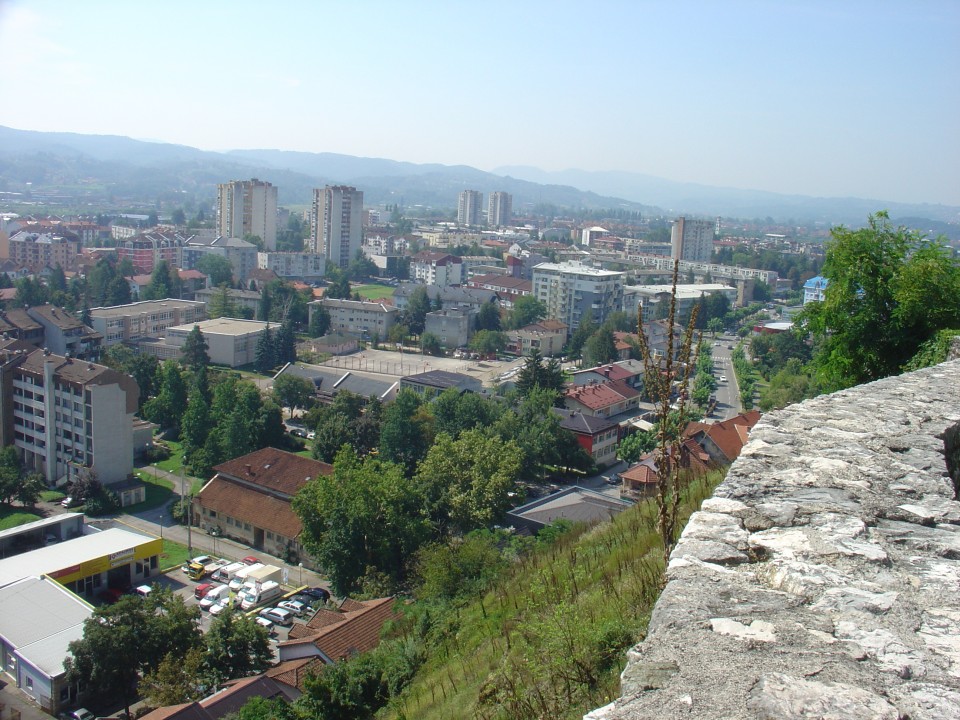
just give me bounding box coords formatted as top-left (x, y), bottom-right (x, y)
top-left (633, 260), bottom-right (701, 568)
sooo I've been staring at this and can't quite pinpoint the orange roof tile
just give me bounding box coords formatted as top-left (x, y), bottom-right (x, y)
top-left (279, 597), bottom-right (399, 662)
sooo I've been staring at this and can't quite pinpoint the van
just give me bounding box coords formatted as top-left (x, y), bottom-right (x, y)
top-left (212, 562), bottom-right (245, 583)
top-left (239, 580), bottom-right (283, 610)
top-left (199, 584), bottom-right (230, 610)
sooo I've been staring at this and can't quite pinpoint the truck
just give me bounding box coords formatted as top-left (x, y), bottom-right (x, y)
top-left (238, 580), bottom-right (283, 610)
top-left (228, 562), bottom-right (264, 591)
top-left (211, 561), bottom-right (245, 583)
top-left (246, 563), bottom-right (283, 586)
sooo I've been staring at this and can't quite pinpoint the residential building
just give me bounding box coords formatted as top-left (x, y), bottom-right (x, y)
top-left (581, 226), bottom-right (609, 247)
top-left (147, 317), bottom-right (273, 367)
top-left (89, 299), bottom-right (206, 347)
top-left (0, 308), bottom-right (47, 346)
top-left (410, 251), bottom-right (463, 287)
top-left (466, 273), bottom-right (531, 308)
top-left (555, 409), bottom-right (620, 465)
top-left (460, 255), bottom-right (505, 279)
top-left (0, 346), bottom-right (139, 486)
top-left (424, 308), bottom-right (472, 349)
top-left (532, 262), bottom-right (625, 334)
top-left (570, 360), bottom-right (645, 392)
top-left (393, 283), bottom-right (497, 313)
top-left (217, 178), bottom-right (278, 250)
top-left (670, 216), bottom-right (714, 262)
top-left (7, 230), bottom-right (80, 272)
top-left (505, 320), bottom-right (568, 357)
top-left (623, 283), bottom-right (738, 325)
top-left (178, 268), bottom-right (208, 300)
top-left (564, 379), bottom-right (640, 418)
top-left (683, 410), bottom-right (761, 465)
top-left (193, 448), bottom-right (332, 564)
top-left (257, 251), bottom-right (326, 281)
top-left (457, 190), bottom-right (483, 226)
top-left (506, 487), bottom-right (633, 534)
top-left (26, 305), bottom-right (101, 360)
top-left (139, 675), bottom-right (297, 720)
top-left (279, 597), bottom-right (399, 662)
top-left (620, 439), bottom-right (712, 497)
top-left (312, 298), bottom-right (399, 339)
top-left (115, 231), bottom-right (185, 273)
top-left (180, 234), bottom-right (258, 283)
top-left (194, 287), bottom-right (262, 316)
top-left (487, 191), bottom-right (512, 227)
top-left (803, 275), bottom-right (828, 304)
top-left (310, 185), bottom-right (363, 269)
top-left (400, 370), bottom-right (482, 398)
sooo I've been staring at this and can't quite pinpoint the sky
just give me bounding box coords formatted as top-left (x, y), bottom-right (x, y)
top-left (0, 0), bottom-right (958, 206)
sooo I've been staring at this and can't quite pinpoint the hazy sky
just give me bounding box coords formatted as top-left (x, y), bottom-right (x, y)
top-left (1, 1), bottom-right (958, 205)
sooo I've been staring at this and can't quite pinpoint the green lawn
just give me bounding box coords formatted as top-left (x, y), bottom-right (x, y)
top-left (40, 490), bottom-right (66, 502)
top-left (354, 284), bottom-right (395, 301)
top-left (0, 508), bottom-right (42, 530)
top-left (158, 539), bottom-right (191, 573)
top-left (154, 440), bottom-right (186, 474)
top-left (126, 471), bottom-right (176, 513)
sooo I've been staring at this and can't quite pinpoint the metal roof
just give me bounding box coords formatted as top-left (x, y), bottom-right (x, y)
top-left (0, 512), bottom-right (82, 541)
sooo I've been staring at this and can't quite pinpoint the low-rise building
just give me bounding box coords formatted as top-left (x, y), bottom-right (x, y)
top-left (424, 308), bottom-right (472, 349)
top-left (564, 379), bottom-right (640, 418)
top-left (393, 283), bottom-right (497, 313)
top-left (506, 487), bottom-right (633, 534)
top-left (312, 298), bottom-right (399, 339)
top-left (115, 231), bottom-right (185, 273)
top-left (89, 299), bottom-right (207, 347)
top-left (279, 597), bottom-right (399, 663)
top-left (179, 234), bottom-right (258, 282)
top-left (400, 369), bottom-right (482, 398)
top-left (623, 283), bottom-right (738, 324)
top-left (194, 287), bottom-right (262, 316)
top-left (258, 251), bottom-right (326, 281)
top-left (466, 273), bottom-right (532, 308)
top-left (803, 275), bottom-right (828, 304)
top-left (555, 409), bottom-right (620, 466)
top-left (154, 317), bottom-right (273, 367)
top-left (0, 308), bottom-right (47, 346)
top-left (26, 304), bottom-right (101, 360)
top-left (506, 320), bottom-right (568, 357)
top-left (193, 448), bottom-right (332, 565)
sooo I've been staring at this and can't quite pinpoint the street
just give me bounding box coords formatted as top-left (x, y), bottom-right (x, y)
top-left (707, 336), bottom-right (742, 420)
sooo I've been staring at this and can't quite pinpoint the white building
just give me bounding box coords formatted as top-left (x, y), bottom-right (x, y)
top-left (310, 186), bottom-right (363, 269)
top-left (312, 298), bottom-right (399, 339)
top-left (457, 190), bottom-right (483, 227)
top-left (487, 191), bottom-right (512, 227)
top-left (670, 217), bottom-right (714, 263)
top-left (410, 252), bottom-right (463, 287)
top-left (89, 299), bottom-right (207, 347)
top-left (257, 251), bottom-right (326, 281)
top-left (0, 345), bottom-right (138, 487)
top-left (623, 283), bottom-right (739, 324)
top-left (159, 318), bottom-right (273, 368)
top-left (532, 262), bottom-right (625, 334)
top-left (217, 179), bottom-right (278, 251)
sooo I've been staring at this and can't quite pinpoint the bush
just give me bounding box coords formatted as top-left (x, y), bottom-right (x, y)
top-left (84, 488), bottom-right (120, 517)
top-left (143, 444), bottom-right (172, 463)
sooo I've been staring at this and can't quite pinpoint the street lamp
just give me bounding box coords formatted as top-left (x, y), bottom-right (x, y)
top-left (158, 513), bottom-right (164, 541)
top-left (298, 562), bottom-right (303, 587)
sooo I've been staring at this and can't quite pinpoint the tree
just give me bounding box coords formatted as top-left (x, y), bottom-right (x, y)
top-left (348, 248), bottom-right (378, 280)
top-left (255, 325), bottom-right (276, 373)
top-left (324, 268), bottom-right (352, 300)
top-left (0, 446), bottom-right (23, 505)
top-left (583, 327), bottom-right (618, 367)
top-left (141, 647), bottom-right (207, 707)
top-left (143, 361), bottom-right (188, 435)
top-left (404, 286), bottom-right (431, 335)
top-left (107, 275), bottom-right (132, 305)
top-left (273, 374), bottom-right (315, 418)
top-left (275, 320), bottom-right (297, 364)
top-left (566, 311), bottom-right (597, 357)
top-left (204, 607), bottom-right (272, 684)
top-left (16, 471), bottom-right (45, 508)
top-left (416, 430), bottom-right (523, 534)
top-left (515, 349), bottom-right (565, 399)
top-left (379, 389), bottom-right (433, 474)
top-left (475, 301), bottom-right (502, 332)
top-left (431, 388), bottom-right (501, 439)
top-left (197, 255), bottom-right (235, 287)
top-left (144, 260), bottom-right (173, 300)
top-left (420, 332), bottom-right (442, 356)
top-left (171, 208), bottom-right (187, 225)
top-left (180, 325), bottom-right (210, 371)
top-left (468, 329), bottom-right (507, 356)
top-left (208, 284), bottom-right (238, 319)
top-left (507, 295), bottom-right (546, 330)
top-left (309, 305), bottom-right (331, 338)
top-left (181, 392), bottom-right (212, 459)
top-left (617, 430), bottom-right (657, 463)
top-left (293, 447), bottom-right (431, 594)
top-left (798, 211), bottom-right (960, 391)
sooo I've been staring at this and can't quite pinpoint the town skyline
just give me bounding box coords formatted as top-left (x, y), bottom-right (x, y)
top-left (0, 1), bottom-right (958, 207)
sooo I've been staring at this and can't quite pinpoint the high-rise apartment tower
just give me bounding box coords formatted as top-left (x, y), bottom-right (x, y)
top-left (458, 190), bottom-right (483, 226)
top-left (487, 191), bottom-right (512, 227)
top-left (310, 186), bottom-right (363, 270)
top-left (670, 217), bottom-right (715, 263)
top-left (216, 179), bottom-right (278, 250)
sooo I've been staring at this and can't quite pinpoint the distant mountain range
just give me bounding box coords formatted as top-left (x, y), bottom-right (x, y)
top-left (0, 125), bottom-right (957, 229)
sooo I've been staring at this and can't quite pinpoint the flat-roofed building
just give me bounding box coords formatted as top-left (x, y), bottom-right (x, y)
top-left (154, 317), bottom-right (273, 367)
top-left (410, 251), bottom-right (462, 287)
top-left (532, 262), bottom-right (625, 334)
top-left (217, 179), bottom-right (278, 251)
top-left (623, 283), bottom-right (738, 324)
top-left (89, 299), bottom-right (207, 347)
top-left (258, 251), bottom-right (326, 281)
top-left (506, 319), bottom-right (568, 357)
top-left (313, 298), bottom-right (399, 339)
top-left (194, 286), bottom-right (262, 316)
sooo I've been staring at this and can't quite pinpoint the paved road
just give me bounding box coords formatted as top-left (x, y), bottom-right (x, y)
top-left (708, 335), bottom-right (742, 420)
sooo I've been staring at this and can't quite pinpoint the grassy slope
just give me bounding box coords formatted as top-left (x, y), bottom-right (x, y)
top-left (0, 508), bottom-right (42, 530)
top-left (382, 470), bottom-right (726, 720)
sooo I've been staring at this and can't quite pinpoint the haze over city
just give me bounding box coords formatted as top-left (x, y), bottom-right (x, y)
top-left (1, 0), bottom-right (958, 206)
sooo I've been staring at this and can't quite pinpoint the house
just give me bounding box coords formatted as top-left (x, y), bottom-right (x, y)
top-left (138, 675), bottom-right (297, 720)
top-left (264, 657), bottom-right (325, 697)
top-left (506, 487), bottom-right (633, 534)
top-left (555, 409), bottom-right (620, 466)
top-left (619, 439), bottom-right (712, 497)
top-left (564, 379), bottom-right (640, 418)
top-left (683, 410), bottom-right (761, 465)
top-left (193, 448), bottom-right (332, 565)
top-left (466, 273), bottom-right (532, 308)
top-left (505, 320), bottom-right (568, 357)
top-left (400, 369), bottom-right (482, 398)
top-left (278, 597), bottom-right (399, 663)
top-left (308, 332), bottom-right (359, 356)
top-left (803, 275), bottom-right (828, 304)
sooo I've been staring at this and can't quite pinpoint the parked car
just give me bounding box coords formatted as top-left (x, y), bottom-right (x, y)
top-left (278, 599), bottom-right (308, 616)
top-left (98, 588), bottom-right (124, 604)
top-left (61, 496), bottom-right (78, 508)
top-left (242, 555), bottom-right (261, 565)
top-left (300, 587), bottom-right (331, 602)
top-left (133, 584), bottom-right (153, 598)
top-left (255, 616), bottom-right (275, 635)
top-left (199, 584), bottom-right (230, 610)
top-left (258, 607), bottom-right (293, 626)
top-left (194, 582), bottom-right (216, 600)
top-left (182, 555), bottom-right (212, 573)
top-left (720, 375), bottom-right (727, 382)
top-left (209, 597), bottom-right (233, 616)
top-left (291, 593), bottom-right (318, 607)
top-left (60, 709), bottom-right (95, 720)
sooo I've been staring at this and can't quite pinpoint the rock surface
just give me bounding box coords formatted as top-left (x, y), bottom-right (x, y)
top-left (587, 360), bottom-right (960, 719)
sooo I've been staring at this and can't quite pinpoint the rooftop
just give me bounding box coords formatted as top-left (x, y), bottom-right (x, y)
top-left (167, 317), bottom-right (271, 336)
top-left (212, 447), bottom-right (332, 497)
top-left (90, 298), bottom-right (205, 318)
top-left (626, 283), bottom-right (736, 299)
top-left (532, 262), bottom-right (624, 277)
top-left (508, 486), bottom-right (633, 528)
top-left (280, 597), bottom-right (399, 662)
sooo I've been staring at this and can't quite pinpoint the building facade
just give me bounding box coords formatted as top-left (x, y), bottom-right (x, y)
top-left (313, 298), bottom-right (398, 339)
top-left (217, 179), bottom-right (278, 250)
top-left (257, 251), bottom-right (326, 281)
top-left (115, 231), bottom-right (185, 273)
top-left (309, 186), bottom-right (363, 269)
top-left (160, 318), bottom-right (272, 367)
top-left (26, 305), bottom-right (102, 360)
top-left (7, 231), bottom-right (80, 272)
top-left (179, 235), bottom-right (258, 282)
top-left (410, 252), bottom-right (463, 287)
top-left (424, 309), bottom-right (472, 349)
top-left (457, 190), bottom-right (483, 226)
top-left (670, 216), bottom-right (714, 263)
top-left (0, 347), bottom-right (138, 486)
top-left (532, 262), bottom-right (625, 334)
top-left (487, 191), bottom-right (512, 227)
top-left (89, 299), bottom-right (207, 347)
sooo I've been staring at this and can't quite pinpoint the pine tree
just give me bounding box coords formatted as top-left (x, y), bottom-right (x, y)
top-left (255, 325), bottom-right (276, 373)
top-left (180, 325), bottom-right (210, 371)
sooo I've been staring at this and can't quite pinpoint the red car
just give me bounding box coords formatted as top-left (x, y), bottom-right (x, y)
top-left (194, 582), bottom-right (215, 600)
top-left (242, 556), bottom-right (261, 565)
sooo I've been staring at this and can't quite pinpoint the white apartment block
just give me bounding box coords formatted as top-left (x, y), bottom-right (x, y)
top-left (410, 252), bottom-right (463, 287)
top-left (532, 262), bottom-right (625, 334)
top-left (257, 251), bottom-right (326, 280)
top-left (310, 186), bottom-right (363, 269)
top-left (217, 179), bottom-right (278, 250)
top-left (623, 283), bottom-right (739, 324)
top-left (487, 191), bottom-right (512, 227)
top-left (0, 345), bottom-right (138, 486)
top-left (457, 190), bottom-right (483, 226)
top-left (160, 318), bottom-right (272, 368)
top-left (312, 298), bottom-right (399, 339)
top-left (89, 299), bottom-right (207, 347)
top-left (670, 216), bottom-right (715, 263)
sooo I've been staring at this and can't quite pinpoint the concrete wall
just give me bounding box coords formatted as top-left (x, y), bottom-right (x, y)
top-left (589, 360), bottom-right (960, 720)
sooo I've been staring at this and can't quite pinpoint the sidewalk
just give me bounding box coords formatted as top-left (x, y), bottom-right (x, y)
top-left (0, 679), bottom-right (49, 720)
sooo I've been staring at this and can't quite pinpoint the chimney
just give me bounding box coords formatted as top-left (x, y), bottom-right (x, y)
top-left (245, 464), bottom-right (252, 475)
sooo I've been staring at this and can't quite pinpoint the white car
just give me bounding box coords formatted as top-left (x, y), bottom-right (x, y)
top-left (199, 584), bottom-right (230, 610)
top-left (258, 607), bottom-right (293, 626)
top-left (278, 599), bottom-right (308, 616)
top-left (255, 616), bottom-right (275, 634)
top-left (719, 375), bottom-right (727, 382)
top-left (181, 555), bottom-right (212, 574)
top-left (209, 597), bottom-right (233, 616)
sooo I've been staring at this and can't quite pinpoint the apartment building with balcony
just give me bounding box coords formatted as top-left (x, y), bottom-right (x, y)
top-left (7, 231), bottom-right (81, 272)
top-left (217, 179), bottom-right (278, 250)
top-left (89, 299), bottom-right (207, 347)
top-left (531, 262), bottom-right (625, 335)
top-left (26, 305), bottom-right (102, 360)
top-left (311, 298), bottom-right (399, 339)
top-left (257, 251), bottom-right (326, 281)
top-left (410, 252), bottom-right (462, 287)
top-left (115, 231), bottom-right (186, 273)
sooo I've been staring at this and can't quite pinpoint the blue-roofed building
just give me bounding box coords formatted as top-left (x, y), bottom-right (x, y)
top-left (803, 276), bottom-right (828, 304)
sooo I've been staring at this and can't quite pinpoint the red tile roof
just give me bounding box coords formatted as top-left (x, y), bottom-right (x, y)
top-left (564, 379), bottom-right (638, 411)
top-left (684, 410), bottom-right (761, 464)
top-left (196, 476), bottom-right (304, 539)
top-left (265, 657), bottom-right (324, 691)
top-left (279, 597), bottom-right (399, 663)
top-left (213, 448), bottom-right (331, 497)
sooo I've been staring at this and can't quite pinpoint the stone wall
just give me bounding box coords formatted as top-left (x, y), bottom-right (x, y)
top-left (588, 360), bottom-right (960, 720)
